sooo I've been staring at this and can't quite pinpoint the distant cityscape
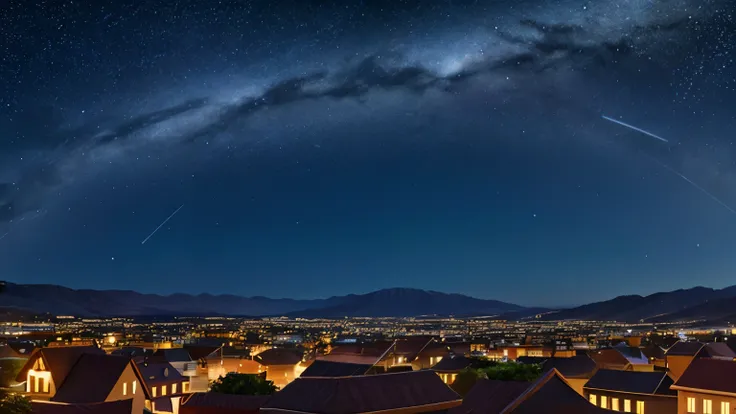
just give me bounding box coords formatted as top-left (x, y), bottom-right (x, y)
top-left (1, 281), bottom-right (735, 414)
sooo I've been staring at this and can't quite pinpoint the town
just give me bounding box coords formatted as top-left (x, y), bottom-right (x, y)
top-left (1, 314), bottom-right (734, 413)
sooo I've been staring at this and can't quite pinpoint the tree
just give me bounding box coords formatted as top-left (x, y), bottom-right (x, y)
top-left (0, 389), bottom-right (32, 414)
top-left (481, 362), bottom-right (542, 382)
top-left (209, 373), bottom-right (278, 395)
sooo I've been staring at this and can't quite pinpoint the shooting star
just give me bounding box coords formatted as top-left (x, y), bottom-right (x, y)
top-left (141, 204), bottom-right (185, 245)
top-left (0, 232), bottom-right (8, 241)
top-left (601, 115), bottom-right (669, 143)
top-left (654, 159), bottom-right (736, 216)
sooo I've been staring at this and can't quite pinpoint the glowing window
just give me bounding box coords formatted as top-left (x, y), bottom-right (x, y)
top-left (687, 398), bottom-right (696, 413)
top-left (589, 394), bottom-right (597, 405)
top-left (612, 398), bottom-right (619, 411)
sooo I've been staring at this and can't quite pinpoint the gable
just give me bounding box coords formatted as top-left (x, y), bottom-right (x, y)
top-left (52, 354), bottom-right (132, 403)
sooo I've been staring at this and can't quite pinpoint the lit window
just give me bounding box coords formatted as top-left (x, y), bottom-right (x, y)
top-left (172, 383), bottom-right (177, 394)
top-left (721, 401), bottom-right (730, 414)
top-left (687, 398), bottom-right (696, 413)
top-left (704, 399), bottom-right (713, 414)
top-left (183, 382), bottom-right (190, 393)
top-left (162, 385), bottom-right (167, 396)
top-left (589, 394), bottom-right (597, 405)
top-left (123, 382), bottom-right (128, 396)
top-left (132, 381), bottom-right (137, 395)
top-left (612, 398), bottom-right (619, 411)
top-left (624, 399), bottom-right (632, 413)
top-left (636, 400), bottom-right (645, 414)
top-left (601, 396), bottom-right (608, 409)
top-left (152, 386), bottom-right (157, 397)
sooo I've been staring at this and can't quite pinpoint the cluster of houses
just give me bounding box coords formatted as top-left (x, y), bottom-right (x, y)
top-left (1, 336), bottom-right (735, 414)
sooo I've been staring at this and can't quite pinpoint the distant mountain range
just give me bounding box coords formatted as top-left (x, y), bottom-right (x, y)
top-left (0, 283), bottom-right (524, 318)
top-left (540, 285), bottom-right (736, 323)
top-left (2, 282), bottom-right (735, 322)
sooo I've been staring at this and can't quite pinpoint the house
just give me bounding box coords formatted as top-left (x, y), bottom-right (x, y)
top-left (206, 346), bottom-right (259, 381)
top-left (431, 354), bottom-right (473, 385)
top-left (135, 357), bottom-right (190, 413)
top-left (261, 370), bottom-right (462, 414)
top-left (318, 341), bottom-right (395, 368)
top-left (389, 337), bottom-right (434, 368)
top-left (500, 368), bottom-right (609, 413)
top-left (413, 340), bottom-right (451, 370)
top-left (541, 354), bottom-right (598, 395)
top-left (665, 341), bottom-right (704, 381)
top-left (696, 343), bottom-right (736, 361)
top-left (31, 399), bottom-right (134, 414)
top-left (253, 348), bottom-right (305, 388)
top-left (641, 344), bottom-right (667, 368)
top-left (448, 379), bottom-right (531, 414)
top-left (179, 393), bottom-right (270, 414)
top-left (670, 358), bottom-right (736, 414)
top-left (589, 344), bottom-right (653, 372)
top-left (299, 360), bottom-right (373, 378)
top-left (153, 348), bottom-right (209, 392)
top-left (583, 369), bottom-right (677, 414)
top-left (613, 343), bottom-right (654, 371)
top-left (16, 346), bottom-right (105, 398)
top-left (18, 347), bottom-right (148, 414)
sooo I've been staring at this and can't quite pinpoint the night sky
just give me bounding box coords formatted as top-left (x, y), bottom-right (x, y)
top-left (1, 0), bottom-right (735, 307)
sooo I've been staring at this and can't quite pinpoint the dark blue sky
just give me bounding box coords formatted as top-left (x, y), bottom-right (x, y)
top-left (1, 0), bottom-right (735, 307)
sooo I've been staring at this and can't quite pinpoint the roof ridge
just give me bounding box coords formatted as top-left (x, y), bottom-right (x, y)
top-left (50, 349), bottom-right (87, 391)
top-left (652, 371), bottom-right (669, 395)
top-left (500, 368), bottom-right (559, 413)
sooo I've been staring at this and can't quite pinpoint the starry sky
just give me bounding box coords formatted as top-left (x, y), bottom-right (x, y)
top-left (1, 0), bottom-right (735, 307)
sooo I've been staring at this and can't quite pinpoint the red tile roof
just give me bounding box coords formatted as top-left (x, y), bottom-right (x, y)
top-left (588, 349), bottom-right (629, 369)
top-left (31, 399), bottom-right (133, 414)
top-left (253, 349), bottom-right (302, 366)
top-left (16, 346), bottom-right (104, 386)
top-left (180, 392), bottom-right (270, 414)
top-left (666, 341), bottom-right (704, 356)
top-left (699, 343), bottom-right (736, 359)
top-left (262, 370), bottom-right (461, 414)
top-left (672, 358), bottom-right (736, 395)
top-left (329, 341), bottom-right (395, 358)
top-left (449, 379), bottom-right (531, 414)
top-left (502, 369), bottom-right (608, 414)
top-left (52, 354), bottom-right (134, 403)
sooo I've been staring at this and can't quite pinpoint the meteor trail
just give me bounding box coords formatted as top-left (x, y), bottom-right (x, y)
top-left (654, 159), bottom-right (736, 216)
top-left (601, 115), bottom-right (669, 143)
top-left (141, 204), bottom-right (185, 245)
top-left (0, 232), bottom-right (8, 241)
